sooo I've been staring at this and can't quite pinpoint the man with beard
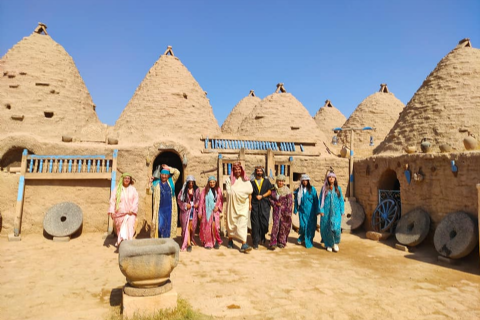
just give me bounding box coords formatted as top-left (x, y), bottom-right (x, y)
top-left (249, 166), bottom-right (273, 249)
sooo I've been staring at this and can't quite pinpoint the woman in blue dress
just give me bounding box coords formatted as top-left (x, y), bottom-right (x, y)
top-left (319, 171), bottom-right (344, 252)
top-left (293, 174), bottom-right (319, 249)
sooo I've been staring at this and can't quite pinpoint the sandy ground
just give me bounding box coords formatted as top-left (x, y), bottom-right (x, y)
top-left (1, 229), bottom-right (479, 320)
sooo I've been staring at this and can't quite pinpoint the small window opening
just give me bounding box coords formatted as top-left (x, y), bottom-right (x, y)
top-left (291, 126), bottom-right (300, 130)
top-left (44, 111), bottom-right (54, 118)
top-left (5, 104), bottom-right (11, 110)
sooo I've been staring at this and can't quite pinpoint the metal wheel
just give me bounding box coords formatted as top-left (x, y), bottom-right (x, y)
top-left (371, 199), bottom-right (399, 232)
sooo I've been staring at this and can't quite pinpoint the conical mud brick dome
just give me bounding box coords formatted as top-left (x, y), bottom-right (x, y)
top-left (222, 90), bottom-right (260, 134)
top-left (239, 83), bottom-right (329, 154)
top-left (338, 84), bottom-right (404, 157)
top-left (0, 23), bottom-right (104, 141)
top-left (314, 100), bottom-right (347, 138)
top-left (114, 46), bottom-right (221, 146)
top-left (376, 39), bottom-right (480, 154)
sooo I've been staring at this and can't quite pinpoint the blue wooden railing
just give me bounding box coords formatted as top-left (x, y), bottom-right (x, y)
top-left (204, 137), bottom-right (303, 152)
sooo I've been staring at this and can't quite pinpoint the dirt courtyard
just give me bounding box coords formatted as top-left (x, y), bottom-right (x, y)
top-left (1, 230), bottom-right (479, 320)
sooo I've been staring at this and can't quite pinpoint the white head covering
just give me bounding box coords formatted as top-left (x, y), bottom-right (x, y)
top-left (297, 174), bottom-right (311, 205)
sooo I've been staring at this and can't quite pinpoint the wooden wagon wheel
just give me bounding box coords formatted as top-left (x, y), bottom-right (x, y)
top-left (371, 199), bottom-right (399, 232)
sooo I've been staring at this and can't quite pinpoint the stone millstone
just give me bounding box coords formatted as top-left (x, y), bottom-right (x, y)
top-left (434, 212), bottom-right (478, 259)
top-left (124, 280), bottom-right (173, 297)
top-left (342, 199), bottom-right (365, 231)
top-left (395, 208), bottom-right (431, 246)
top-left (43, 202), bottom-right (83, 237)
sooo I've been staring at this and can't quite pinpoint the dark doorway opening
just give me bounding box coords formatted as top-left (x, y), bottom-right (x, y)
top-left (152, 151), bottom-right (184, 227)
top-left (378, 169), bottom-right (401, 210)
top-left (0, 147), bottom-right (34, 169)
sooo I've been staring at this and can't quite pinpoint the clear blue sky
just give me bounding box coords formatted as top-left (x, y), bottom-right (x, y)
top-left (1, 1), bottom-right (479, 126)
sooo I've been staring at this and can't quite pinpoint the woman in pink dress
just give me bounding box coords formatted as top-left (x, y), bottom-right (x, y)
top-left (177, 175), bottom-right (200, 252)
top-left (108, 173), bottom-right (139, 247)
top-left (198, 176), bottom-right (223, 249)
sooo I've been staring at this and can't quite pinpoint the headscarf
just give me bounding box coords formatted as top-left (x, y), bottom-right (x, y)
top-left (320, 171), bottom-right (336, 209)
top-left (230, 162), bottom-right (249, 185)
top-left (208, 176), bottom-right (217, 182)
top-left (115, 173), bottom-right (134, 211)
top-left (179, 175), bottom-right (196, 202)
top-left (160, 169), bottom-right (170, 175)
top-left (297, 174), bottom-right (310, 206)
top-left (274, 174), bottom-right (290, 199)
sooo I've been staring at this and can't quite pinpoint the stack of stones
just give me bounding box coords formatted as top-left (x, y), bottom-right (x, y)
top-left (118, 238), bottom-right (180, 318)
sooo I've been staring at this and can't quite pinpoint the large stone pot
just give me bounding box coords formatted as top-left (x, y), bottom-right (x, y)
top-left (463, 135), bottom-right (477, 151)
top-left (119, 238), bottom-right (180, 288)
top-left (420, 138), bottom-right (431, 153)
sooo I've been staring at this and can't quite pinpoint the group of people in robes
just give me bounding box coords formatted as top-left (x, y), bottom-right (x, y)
top-left (108, 162), bottom-right (345, 254)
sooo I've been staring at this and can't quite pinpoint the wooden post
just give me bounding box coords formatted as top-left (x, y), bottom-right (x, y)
top-left (10, 149), bottom-right (28, 240)
top-left (105, 150), bottom-right (118, 237)
top-left (239, 148), bottom-right (245, 168)
top-left (217, 154), bottom-right (226, 236)
top-left (266, 150), bottom-right (275, 180)
top-left (349, 131), bottom-right (355, 198)
top-left (288, 156), bottom-right (294, 191)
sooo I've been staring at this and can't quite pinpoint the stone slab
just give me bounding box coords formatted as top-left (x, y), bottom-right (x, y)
top-left (53, 236), bottom-right (70, 242)
top-left (8, 233), bottom-right (21, 242)
top-left (437, 256), bottom-right (460, 265)
top-left (366, 231), bottom-right (390, 241)
top-left (395, 243), bottom-right (409, 252)
top-left (122, 288), bottom-right (177, 319)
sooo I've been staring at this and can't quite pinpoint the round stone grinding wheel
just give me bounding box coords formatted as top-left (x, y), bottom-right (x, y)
top-left (43, 202), bottom-right (83, 237)
top-left (341, 199), bottom-right (365, 231)
top-left (434, 212), bottom-right (478, 259)
top-left (395, 208), bottom-right (430, 246)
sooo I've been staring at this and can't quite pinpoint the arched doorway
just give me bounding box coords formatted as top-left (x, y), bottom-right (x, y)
top-left (152, 151), bottom-right (184, 227)
top-left (378, 169), bottom-right (401, 209)
top-left (0, 147), bottom-right (34, 170)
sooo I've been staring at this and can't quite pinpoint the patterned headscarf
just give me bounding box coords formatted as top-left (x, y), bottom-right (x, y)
top-left (230, 162), bottom-right (249, 185)
top-left (115, 173), bottom-right (134, 211)
top-left (274, 174), bottom-right (290, 198)
top-left (320, 171), bottom-right (337, 209)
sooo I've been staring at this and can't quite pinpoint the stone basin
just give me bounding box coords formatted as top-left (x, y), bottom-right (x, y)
top-left (118, 238), bottom-right (179, 288)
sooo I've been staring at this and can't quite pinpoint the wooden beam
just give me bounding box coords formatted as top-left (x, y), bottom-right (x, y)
top-left (25, 173), bottom-right (112, 180)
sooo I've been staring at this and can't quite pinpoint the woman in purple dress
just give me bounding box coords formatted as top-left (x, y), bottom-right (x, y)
top-left (269, 174), bottom-right (293, 250)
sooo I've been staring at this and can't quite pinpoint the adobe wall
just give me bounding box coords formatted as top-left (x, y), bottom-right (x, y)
top-left (0, 133), bottom-right (350, 237)
top-left (354, 152), bottom-right (480, 232)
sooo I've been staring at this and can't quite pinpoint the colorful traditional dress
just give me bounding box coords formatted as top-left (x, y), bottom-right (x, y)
top-left (225, 168), bottom-right (253, 242)
top-left (250, 177), bottom-right (273, 246)
top-left (294, 185), bottom-right (319, 248)
top-left (109, 183), bottom-right (139, 246)
top-left (319, 186), bottom-right (344, 248)
top-left (177, 187), bottom-right (200, 251)
top-left (198, 186), bottom-right (223, 248)
top-left (270, 185), bottom-right (293, 247)
top-left (151, 167), bottom-right (180, 238)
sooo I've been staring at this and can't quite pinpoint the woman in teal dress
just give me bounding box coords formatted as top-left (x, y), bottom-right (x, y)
top-left (293, 174), bottom-right (319, 249)
top-left (319, 171), bottom-right (344, 252)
